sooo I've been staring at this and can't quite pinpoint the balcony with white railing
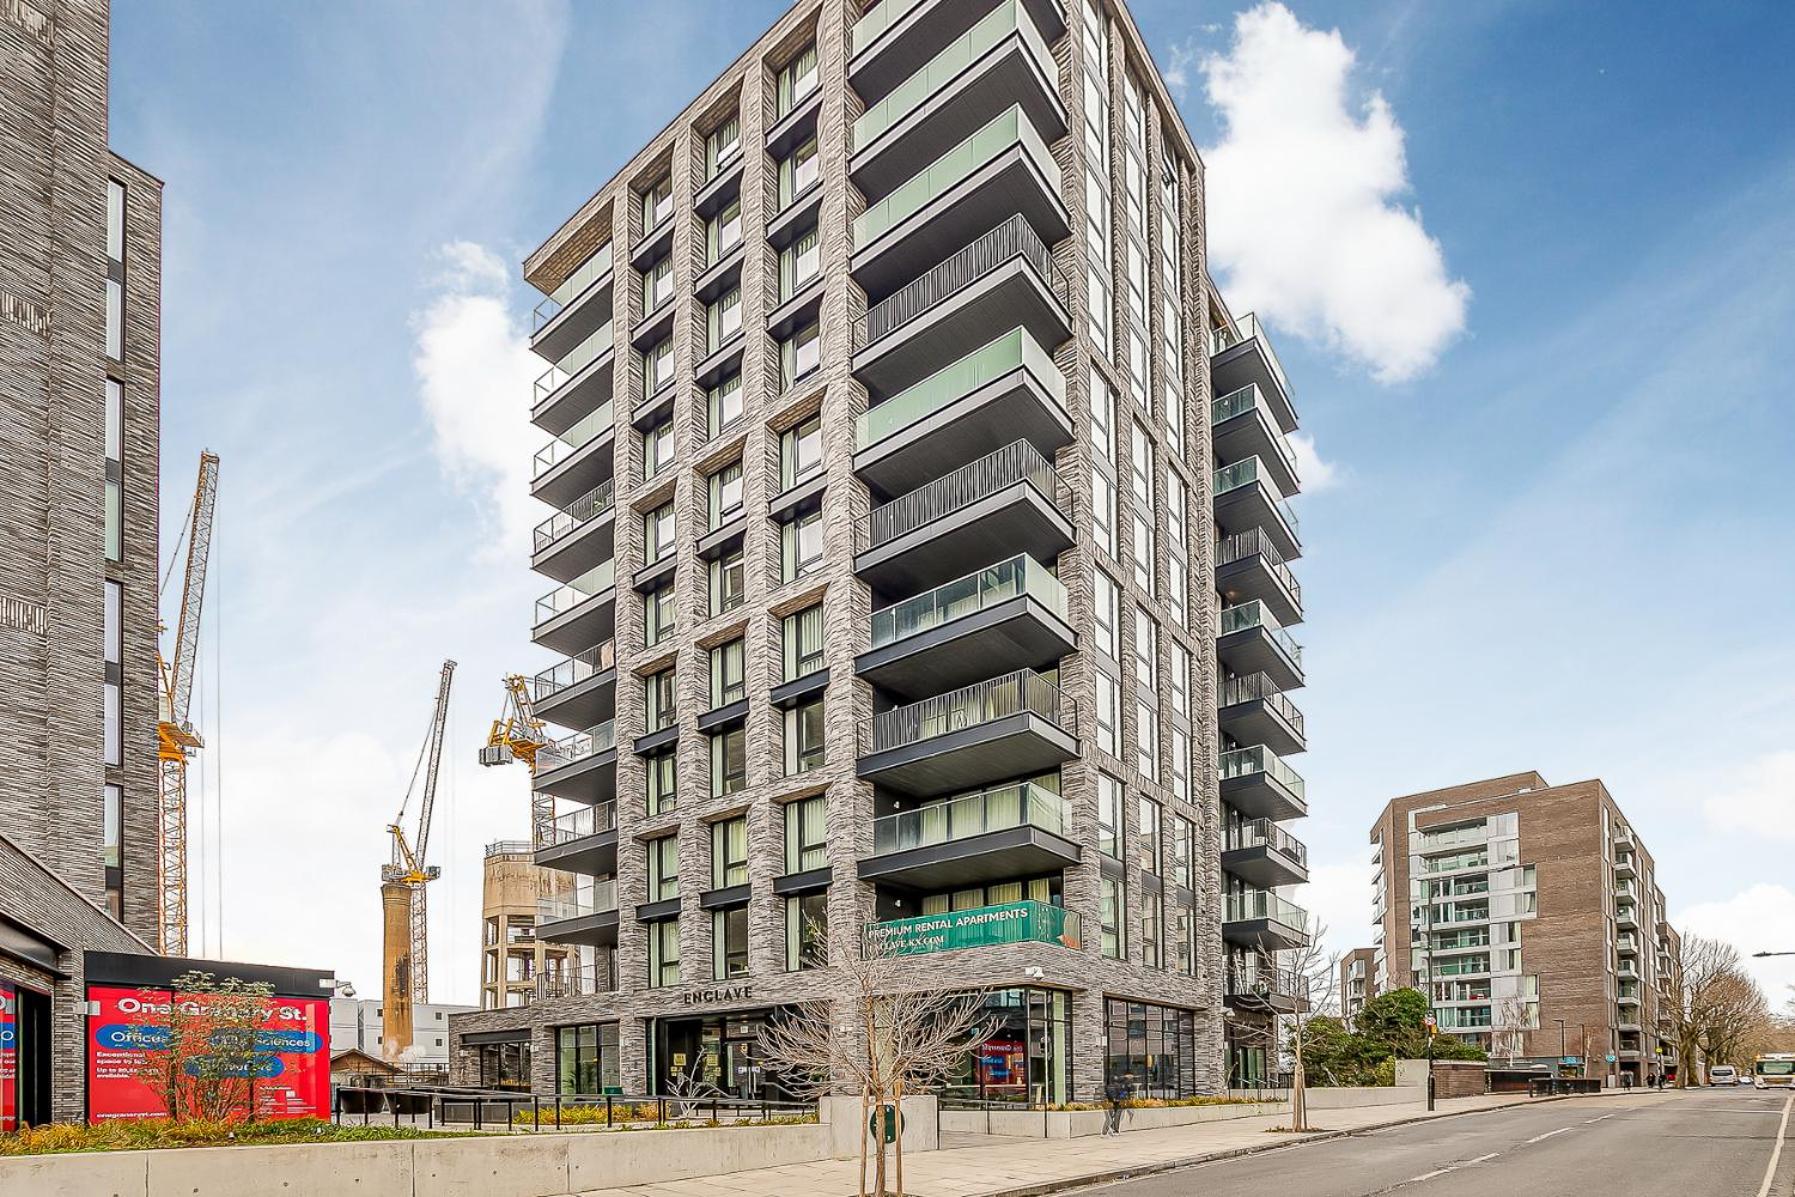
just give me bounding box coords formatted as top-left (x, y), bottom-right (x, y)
top-left (860, 780), bottom-right (1078, 889)
top-left (854, 439), bottom-right (1075, 596)
top-left (532, 640), bottom-right (618, 731)
top-left (849, 0), bottom-right (1068, 99)
top-left (531, 242), bottom-right (615, 363)
top-left (532, 479), bottom-right (616, 583)
top-left (1214, 457), bottom-right (1301, 561)
top-left (1217, 671), bottom-right (1307, 758)
top-left (856, 667), bottom-right (1077, 796)
top-left (537, 877), bottom-right (620, 947)
top-left (1222, 818), bottom-right (1310, 888)
top-left (535, 801), bottom-right (619, 876)
top-left (532, 560), bottom-right (617, 656)
top-left (1223, 890), bottom-right (1309, 951)
top-left (531, 399), bottom-right (616, 509)
top-left (1210, 313), bottom-right (1296, 432)
top-left (1212, 384), bottom-right (1299, 497)
top-left (534, 721), bottom-right (618, 805)
top-left (1218, 600), bottom-right (1304, 691)
top-left (1219, 745), bottom-right (1308, 821)
top-left (532, 319), bottom-right (616, 435)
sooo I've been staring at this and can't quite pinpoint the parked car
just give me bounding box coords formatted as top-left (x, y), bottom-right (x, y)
top-left (1708, 1065), bottom-right (1737, 1085)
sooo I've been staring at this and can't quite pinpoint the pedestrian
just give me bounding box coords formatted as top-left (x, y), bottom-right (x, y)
top-left (1102, 1073), bottom-right (1129, 1137)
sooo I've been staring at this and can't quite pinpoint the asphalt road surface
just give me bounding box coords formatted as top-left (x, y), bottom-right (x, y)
top-left (1083, 1087), bottom-right (1795, 1197)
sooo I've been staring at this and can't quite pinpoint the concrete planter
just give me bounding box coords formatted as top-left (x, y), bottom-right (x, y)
top-left (940, 1100), bottom-right (1287, 1139)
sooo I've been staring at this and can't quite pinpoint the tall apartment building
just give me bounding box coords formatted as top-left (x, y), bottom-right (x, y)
top-left (450, 0), bottom-right (1311, 1100)
top-left (480, 840), bottom-right (577, 1012)
top-left (0, 0), bottom-right (164, 1125)
top-left (1367, 772), bottom-right (1678, 1086)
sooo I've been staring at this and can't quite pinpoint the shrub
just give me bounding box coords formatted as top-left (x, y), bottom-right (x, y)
top-left (0, 1118), bottom-right (448, 1157)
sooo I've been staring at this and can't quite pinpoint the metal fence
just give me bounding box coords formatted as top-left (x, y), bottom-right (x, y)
top-left (331, 1085), bottom-right (810, 1133)
top-left (859, 667), bottom-right (1076, 755)
top-left (857, 439), bottom-right (1071, 553)
top-left (533, 479), bottom-right (616, 554)
top-left (859, 214), bottom-right (1070, 346)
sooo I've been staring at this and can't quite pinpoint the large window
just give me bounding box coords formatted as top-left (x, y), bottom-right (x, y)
top-left (642, 255), bottom-right (674, 314)
top-left (104, 579), bottom-right (122, 767)
top-left (556, 1023), bottom-right (620, 1095)
top-left (784, 892), bottom-right (828, 970)
top-left (710, 726), bottom-right (746, 796)
top-left (1094, 671), bottom-right (1119, 758)
top-left (644, 501), bottom-right (676, 563)
top-left (646, 748), bottom-right (677, 815)
top-left (780, 318), bottom-right (821, 389)
top-left (778, 134), bottom-right (819, 207)
top-left (782, 603), bottom-right (824, 680)
top-left (1091, 469), bottom-right (1116, 558)
top-left (780, 414), bottom-right (822, 490)
top-left (705, 112), bottom-right (741, 179)
top-left (707, 197), bottom-right (742, 263)
top-left (649, 919), bottom-right (680, 988)
top-left (648, 835), bottom-right (680, 901)
top-left (707, 372), bottom-right (743, 438)
top-left (1096, 773), bottom-right (1123, 860)
top-left (779, 508), bottom-right (823, 582)
top-left (644, 667), bottom-right (676, 732)
top-left (477, 1040), bottom-right (533, 1091)
top-left (645, 582), bottom-right (676, 648)
top-left (708, 544), bottom-right (745, 616)
top-left (644, 418), bottom-right (674, 480)
top-left (1100, 877), bottom-right (1125, 959)
top-left (1138, 797), bottom-right (1161, 879)
top-left (780, 227), bottom-right (820, 299)
top-left (707, 285), bottom-right (742, 350)
top-left (707, 460), bottom-right (744, 529)
top-left (1132, 606), bottom-right (1157, 690)
top-left (643, 336), bottom-right (675, 394)
top-left (783, 697), bottom-right (825, 776)
top-left (778, 43), bottom-right (818, 115)
top-left (104, 379), bottom-right (123, 562)
top-left (712, 907), bottom-right (749, 979)
top-left (943, 988), bottom-right (1072, 1106)
top-left (1141, 891), bottom-right (1162, 969)
top-left (783, 795), bottom-right (827, 873)
top-left (1093, 569), bottom-right (1118, 660)
top-left (709, 638), bottom-right (745, 708)
top-left (1172, 816), bottom-right (1195, 890)
top-left (641, 175), bottom-right (673, 231)
top-left (711, 816), bottom-right (748, 888)
top-left (1105, 998), bottom-right (1198, 1099)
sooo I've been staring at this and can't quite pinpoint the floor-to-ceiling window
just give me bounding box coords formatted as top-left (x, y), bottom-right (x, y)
top-left (943, 987), bottom-right (1072, 1105)
top-left (1104, 998), bottom-right (1198, 1099)
top-left (555, 1022), bottom-right (620, 1095)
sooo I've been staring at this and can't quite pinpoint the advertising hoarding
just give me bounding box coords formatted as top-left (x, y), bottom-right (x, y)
top-left (0, 981), bottom-right (15, 1132)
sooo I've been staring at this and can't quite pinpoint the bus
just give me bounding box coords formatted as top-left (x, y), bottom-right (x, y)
top-left (1755, 1054), bottom-right (1795, 1090)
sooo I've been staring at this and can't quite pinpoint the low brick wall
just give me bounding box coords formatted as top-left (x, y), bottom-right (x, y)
top-left (1430, 1061), bottom-right (1488, 1099)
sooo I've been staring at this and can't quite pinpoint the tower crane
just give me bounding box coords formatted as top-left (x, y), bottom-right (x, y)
top-left (380, 659), bottom-right (455, 1066)
top-left (156, 451), bottom-right (220, 957)
top-left (478, 675), bottom-right (552, 846)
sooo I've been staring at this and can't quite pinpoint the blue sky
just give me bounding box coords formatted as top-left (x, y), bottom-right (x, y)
top-left (111, 0), bottom-right (1795, 1009)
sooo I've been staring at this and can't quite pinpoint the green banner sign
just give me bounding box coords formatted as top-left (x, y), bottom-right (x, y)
top-left (867, 900), bottom-right (1079, 956)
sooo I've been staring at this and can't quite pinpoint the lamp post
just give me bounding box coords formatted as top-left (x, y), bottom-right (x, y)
top-left (1555, 1019), bottom-right (1568, 1071)
top-left (1752, 951), bottom-right (1795, 958)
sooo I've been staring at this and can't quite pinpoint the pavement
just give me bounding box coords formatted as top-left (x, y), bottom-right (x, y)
top-left (560, 1087), bottom-right (1690, 1197)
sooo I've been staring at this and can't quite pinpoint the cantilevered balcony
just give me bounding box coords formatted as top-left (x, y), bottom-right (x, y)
top-left (1616, 904), bottom-right (1639, 929)
top-left (1225, 961), bottom-right (1308, 1015)
top-left (855, 219), bottom-right (1070, 405)
top-left (534, 801), bottom-right (618, 876)
top-left (531, 479), bottom-right (615, 583)
top-left (531, 242), bottom-right (615, 364)
top-left (851, 105), bottom-right (1069, 302)
top-left (1213, 458), bottom-right (1300, 561)
top-left (855, 440), bottom-right (1074, 595)
top-left (532, 320), bottom-right (616, 436)
top-left (537, 876), bottom-right (619, 948)
top-left (532, 640), bottom-right (617, 731)
top-left (857, 554), bottom-right (1073, 701)
top-left (1222, 819), bottom-right (1310, 888)
top-left (859, 780), bottom-right (1078, 890)
top-left (1216, 530), bottom-right (1302, 627)
top-left (531, 399), bottom-right (616, 509)
top-left (1212, 385), bottom-right (1298, 497)
top-left (1218, 673), bottom-right (1306, 758)
top-left (1219, 746), bottom-right (1309, 822)
top-left (849, 0), bottom-right (1067, 103)
top-left (1217, 602), bottom-right (1304, 691)
top-left (1210, 313), bottom-right (1296, 433)
top-left (1223, 890), bottom-right (1309, 951)
top-left (533, 721), bottom-right (617, 805)
top-left (857, 668), bottom-right (1077, 796)
top-left (850, 0), bottom-right (1066, 198)
top-left (868, 897), bottom-right (1081, 958)
top-left (532, 561), bottom-right (616, 656)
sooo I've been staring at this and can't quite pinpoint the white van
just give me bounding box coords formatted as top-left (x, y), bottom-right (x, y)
top-left (1708, 1065), bottom-right (1737, 1086)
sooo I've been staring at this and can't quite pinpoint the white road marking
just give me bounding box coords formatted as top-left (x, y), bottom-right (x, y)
top-left (1584, 1113), bottom-right (1616, 1125)
top-left (1526, 1127), bottom-right (1574, 1144)
top-left (1759, 1092), bottom-right (1794, 1197)
top-left (1405, 1168), bottom-right (1455, 1183)
top-left (1466, 1152), bottom-right (1500, 1164)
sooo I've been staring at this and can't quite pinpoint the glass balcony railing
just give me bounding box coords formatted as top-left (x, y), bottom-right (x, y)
top-left (1219, 601), bottom-right (1303, 668)
top-left (868, 899), bottom-right (1080, 957)
top-left (533, 640), bottom-right (616, 702)
top-left (534, 479), bottom-right (615, 554)
top-left (1225, 890), bottom-right (1308, 931)
top-left (1209, 312), bottom-right (1292, 404)
top-left (1432, 956), bottom-right (1491, 978)
top-left (859, 667), bottom-right (1075, 755)
top-left (535, 560), bottom-right (616, 626)
top-left (1219, 745), bottom-right (1306, 799)
top-left (1225, 818), bottom-right (1308, 867)
top-left (852, 1), bottom-right (1052, 151)
top-left (858, 440), bottom-right (1071, 551)
top-left (857, 324), bottom-right (1064, 449)
top-left (871, 780), bottom-right (1068, 856)
top-left (1217, 530), bottom-right (1302, 606)
top-left (853, 106), bottom-right (1059, 250)
top-left (1212, 384), bottom-right (1298, 476)
top-left (870, 554), bottom-right (1066, 648)
top-left (537, 721), bottom-right (616, 771)
top-left (534, 320), bottom-right (615, 406)
top-left (538, 876), bottom-right (618, 923)
top-left (1423, 850), bottom-right (1489, 874)
top-left (850, 0), bottom-right (929, 56)
top-left (1217, 673), bottom-right (1305, 737)
top-left (1214, 458), bottom-right (1299, 530)
top-left (533, 400), bottom-right (615, 479)
top-left (544, 801), bottom-right (618, 847)
top-left (532, 243), bottom-right (614, 332)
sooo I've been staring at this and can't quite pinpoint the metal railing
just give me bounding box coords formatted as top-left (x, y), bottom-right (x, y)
top-left (333, 1085), bottom-right (811, 1134)
top-left (539, 877), bottom-right (619, 923)
top-left (856, 325), bottom-right (1065, 449)
top-left (533, 400), bottom-right (615, 479)
top-left (1218, 745), bottom-right (1306, 800)
top-left (869, 554), bottom-right (1066, 648)
top-left (1217, 529), bottom-right (1302, 608)
top-left (1224, 890), bottom-right (1308, 930)
top-left (859, 667), bottom-right (1076, 756)
top-left (537, 721), bottom-right (617, 771)
top-left (534, 320), bottom-right (615, 406)
top-left (534, 479), bottom-right (615, 554)
top-left (858, 440), bottom-right (1071, 552)
top-left (533, 640), bottom-right (617, 702)
top-left (1217, 672), bottom-right (1305, 737)
top-left (1225, 818), bottom-right (1307, 866)
top-left (1227, 961), bottom-right (1301, 1000)
top-left (535, 561), bottom-right (617, 626)
top-left (532, 243), bottom-right (614, 332)
top-left (544, 801), bottom-right (617, 847)
top-left (871, 781), bottom-right (1069, 855)
top-left (537, 957), bottom-right (619, 1000)
top-left (1214, 457), bottom-right (1300, 532)
top-left (485, 839), bottom-right (533, 858)
top-left (853, 106), bottom-right (1060, 250)
top-left (860, 217), bottom-right (1070, 348)
top-left (1211, 383), bottom-right (1299, 477)
top-left (1209, 312), bottom-right (1292, 405)
top-left (1219, 601), bottom-right (1303, 668)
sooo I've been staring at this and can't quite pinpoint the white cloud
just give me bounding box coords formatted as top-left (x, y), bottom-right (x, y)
top-left (412, 240), bottom-right (541, 562)
top-left (1288, 430), bottom-right (1339, 492)
top-left (1676, 884), bottom-right (1795, 1009)
top-left (1702, 749), bottom-right (1795, 842)
top-left (1201, 3), bottom-right (1470, 383)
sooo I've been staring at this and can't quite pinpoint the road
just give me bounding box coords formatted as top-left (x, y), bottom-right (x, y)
top-left (1083, 1087), bottom-right (1795, 1197)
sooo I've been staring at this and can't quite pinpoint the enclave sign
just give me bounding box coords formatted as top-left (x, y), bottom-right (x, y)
top-left (682, 985), bottom-right (753, 1006)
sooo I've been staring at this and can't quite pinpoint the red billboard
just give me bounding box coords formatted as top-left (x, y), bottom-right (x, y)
top-left (86, 984), bottom-right (329, 1123)
top-left (1, 981), bottom-right (16, 1132)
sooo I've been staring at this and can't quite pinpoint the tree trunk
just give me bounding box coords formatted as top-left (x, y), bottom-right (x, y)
top-left (892, 1079), bottom-right (905, 1197)
top-left (858, 1084), bottom-right (871, 1197)
top-left (1290, 1029), bottom-right (1307, 1132)
top-left (873, 1095), bottom-right (888, 1197)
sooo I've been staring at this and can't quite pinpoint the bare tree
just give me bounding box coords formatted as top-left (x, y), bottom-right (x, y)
top-left (756, 920), bottom-right (991, 1197)
top-left (1227, 919), bottom-right (1337, 1131)
top-left (1492, 994), bottom-right (1531, 1063)
top-left (1663, 934), bottom-right (1771, 1086)
top-left (1701, 969), bottom-right (1771, 1071)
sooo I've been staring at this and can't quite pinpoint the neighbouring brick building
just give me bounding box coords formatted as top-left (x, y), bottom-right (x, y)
top-left (0, 0), bottom-right (165, 1125)
top-left (1338, 946), bottom-right (1378, 1026)
top-left (1367, 772), bottom-right (1678, 1087)
top-left (451, 0), bottom-right (1314, 1101)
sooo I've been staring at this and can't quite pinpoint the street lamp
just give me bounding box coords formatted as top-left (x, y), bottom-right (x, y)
top-left (1752, 951), bottom-right (1795, 958)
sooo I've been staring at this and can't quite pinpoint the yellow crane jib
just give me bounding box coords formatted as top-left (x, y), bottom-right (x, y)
top-left (479, 673), bottom-right (548, 769)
